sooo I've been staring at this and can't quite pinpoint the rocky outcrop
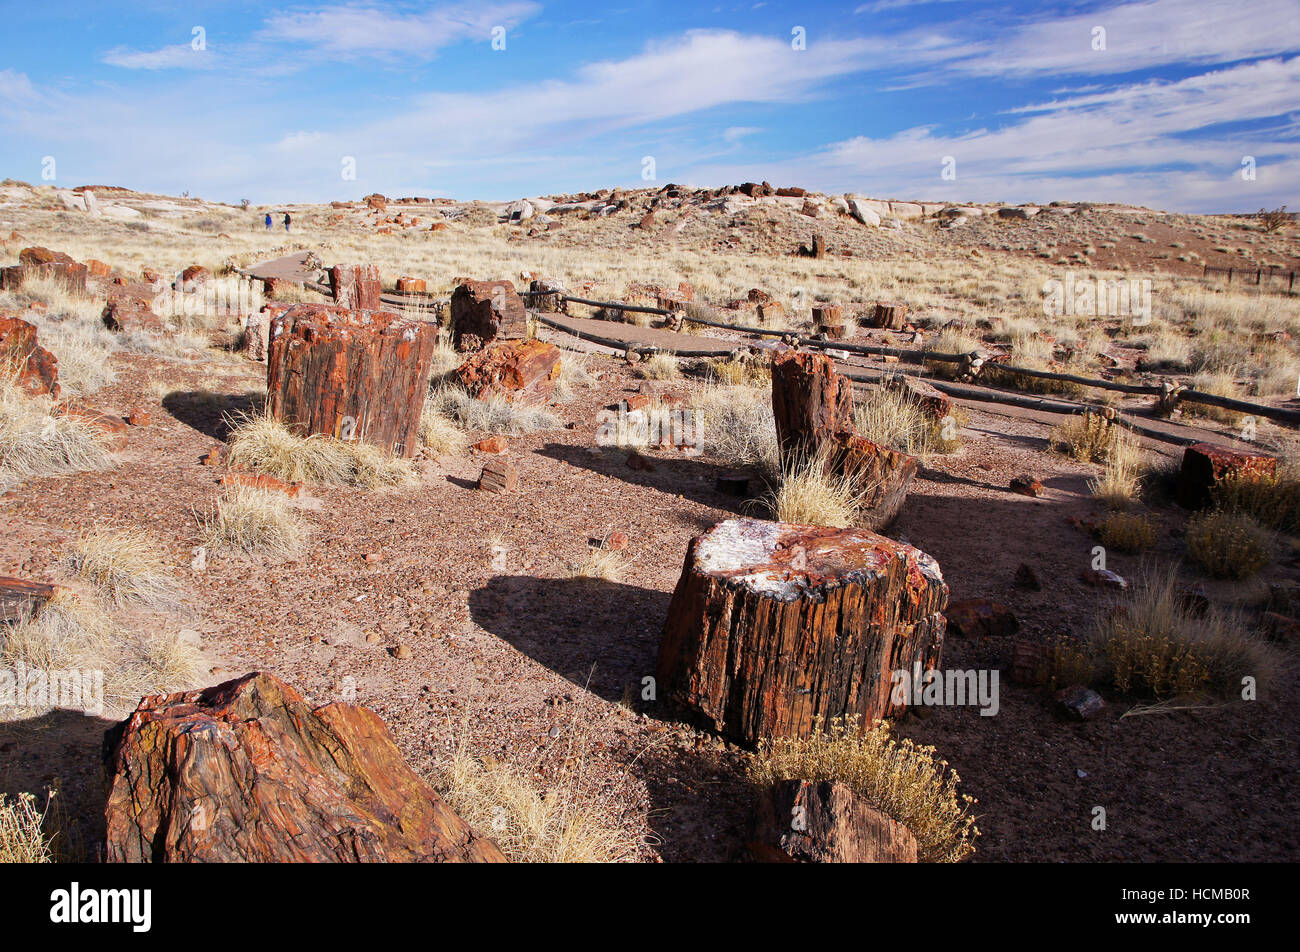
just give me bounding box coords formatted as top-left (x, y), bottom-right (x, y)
top-left (103, 672), bottom-right (506, 863)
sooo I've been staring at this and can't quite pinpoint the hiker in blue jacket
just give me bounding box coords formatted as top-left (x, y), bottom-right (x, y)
top-left (264, 213), bottom-right (272, 231)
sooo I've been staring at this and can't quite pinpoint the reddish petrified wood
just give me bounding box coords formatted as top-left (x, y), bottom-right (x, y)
top-left (330, 264), bottom-right (382, 310)
top-left (770, 351), bottom-right (919, 531)
top-left (266, 302), bottom-right (436, 457)
top-left (1177, 441), bottom-right (1278, 509)
top-left (395, 276), bottom-right (427, 294)
top-left (0, 577), bottom-right (56, 624)
top-left (101, 297), bottom-right (167, 334)
top-left (52, 401), bottom-right (128, 450)
top-left (102, 672), bottom-right (506, 863)
top-left (882, 374), bottom-right (951, 421)
top-left (750, 779), bottom-right (919, 863)
top-left (0, 315), bottom-right (60, 397)
top-left (868, 302), bottom-right (908, 330)
top-left (454, 338), bottom-right (561, 404)
top-left (478, 459), bottom-right (517, 493)
top-left (656, 518), bottom-right (948, 744)
top-left (945, 598), bottom-right (1018, 639)
top-left (449, 279), bottom-right (527, 350)
top-left (6, 247), bottom-right (88, 293)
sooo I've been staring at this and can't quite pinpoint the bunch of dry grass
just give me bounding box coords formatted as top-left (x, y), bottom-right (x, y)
top-left (225, 411), bottom-right (414, 487)
top-left (1184, 510), bottom-right (1271, 579)
top-left (418, 402), bottom-right (466, 457)
top-left (1089, 432), bottom-right (1145, 507)
top-left (1050, 411), bottom-right (1117, 463)
top-left (924, 327), bottom-right (983, 379)
top-left (691, 383), bottom-right (779, 476)
top-left (0, 792), bottom-right (55, 863)
top-left (429, 384), bottom-right (560, 435)
top-left (761, 445), bottom-right (876, 528)
top-left (708, 356), bottom-right (770, 388)
top-left (567, 537), bottom-right (628, 582)
top-left (552, 351), bottom-right (596, 403)
top-left (436, 716), bottom-right (644, 863)
top-left (67, 528), bottom-right (184, 610)
top-left (0, 590), bottom-right (203, 721)
top-left (637, 353), bottom-right (680, 381)
top-left (200, 486), bottom-right (308, 557)
top-left (1098, 511), bottom-right (1158, 553)
top-left (0, 376), bottom-right (114, 491)
top-left (749, 716), bottom-right (979, 863)
top-left (853, 386), bottom-right (961, 455)
top-left (1213, 467), bottom-right (1300, 535)
top-left (1092, 567), bottom-right (1279, 698)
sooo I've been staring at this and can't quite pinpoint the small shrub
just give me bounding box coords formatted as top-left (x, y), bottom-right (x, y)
top-left (1089, 433), bottom-right (1145, 508)
top-left (709, 356), bottom-right (770, 388)
top-left (0, 792), bottom-right (55, 863)
top-left (1184, 510), bottom-right (1270, 579)
top-left (1050, 411), bottom-right (1116, 463)
top-left (1098, 511), bottom-right (1157, 553)
top-left (637, 353), bottom-right (680, 380)
top-left (761, 445), bottom-right (875, 528)
top-left (430, 384), bottom-right (560, 435)
top-left (691, 383), bottom-right (779, 476)
top-left (854, 386), bottom-right (961, 456)
top-left (418, 403), bottom-right (466, 457)
top-left (1213, 469), bottom-right (1300, 535)
top-left (749, 717), bottom-right (979, 863)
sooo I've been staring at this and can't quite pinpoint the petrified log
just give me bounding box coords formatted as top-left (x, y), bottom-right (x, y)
top-left (751, 779), bottom-right (919, 863)
top-left (0, 576), bottom-right (56, 624)
top-left (330, 264), bottom-right (382, 310)
top-left (882, 374), bottom-right (951, 420)
top-left (101, 297), bottom-right (167, 335)
top-left (7, 247), bottom-right (88, 293)
top-left (395, 276), bottom-right (427, 294)
top-left (770, 351), bottom-right (918, 530)
top-left (0, 315), bottom-right (60, 397)
top-left (868, 302), bottom-right (908, 330)
top-left (454, 338), bottom-right (561, 404)
top-left (102, 672), bottom-right (506, 863)
top-left (450, 280), bottom-right (528, 350)
top-left (656, 518), bottom-right (948, 744)
top-left (266, 302), bottom-right (436, 457)
top-left (478, 459), bottom-right (517, 493)
top-left (1177, 441), bottom-right (1278, 509)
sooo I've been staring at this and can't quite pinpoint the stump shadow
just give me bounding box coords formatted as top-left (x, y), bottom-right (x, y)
top-left (163, 390), bottom-right (262, 441)
top-left (468, 574), bottom-right (670, 704)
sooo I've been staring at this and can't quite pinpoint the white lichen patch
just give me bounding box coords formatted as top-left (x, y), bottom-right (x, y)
top-left (695, 517), bottom-right (943, 601)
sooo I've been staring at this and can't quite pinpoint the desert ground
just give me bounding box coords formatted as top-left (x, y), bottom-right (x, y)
top-left (1, 179), bottom-right (1298, 863)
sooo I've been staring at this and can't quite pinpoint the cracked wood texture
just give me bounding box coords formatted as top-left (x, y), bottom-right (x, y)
top-left (770, 350), bottom-right (919, 531)
top-left (656, 518), bottom-right (947, 744)
top-left (751, 779), bottom-right (918, 863)
top-left (330, 264), bottom-right (382, 310)
top-left (266, 302), bottom-right (436, 457)
top-left (103, 672), bottom-right (506, 863)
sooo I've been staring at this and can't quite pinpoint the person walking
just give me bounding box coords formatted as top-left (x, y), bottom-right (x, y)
top-left (264, 212), bottom-right (272, 231)
top-left (283, 212), bottom-right (291, 233)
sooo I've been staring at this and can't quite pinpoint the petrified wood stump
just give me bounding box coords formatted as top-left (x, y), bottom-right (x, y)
top-left (102, 672), bottom-right (505, 863)
top-left (869, 302), bottom-right (908, 330)
top-left (330, 264), bottom-right (382, 310)
top-left (771, 351), bottom-right (919, 530)
top-left (1176, 441), bottom-right (1278, 509)
top-left (450, 279), bottom-right (528, 350)
top-left (750, 779), bottom-right (919, 863)
top-left (656, 518), bottom-right (948, 744)
top-left (266, 302), bottom-right (436, 457)
top-left (0, 315), bottom-right (60, 397)
top-left (0, 576), bottom-right (56, 624)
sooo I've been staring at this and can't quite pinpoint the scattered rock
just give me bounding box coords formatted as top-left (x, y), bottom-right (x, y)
top-left (478, 459), bottom-right (517, 493)
top-left (750, 779), bottom-right (918, 863)
top-left (1014, 563), bottom-right (1042, 591)
top-left (0, 315), bottom-right (60, 397)
top-left (474, 436), bottom-right (508, 454)
top-left (945, 599), bottom-right (1018, 639)
top-left (455, 338), bottom-right (561, 404)
top-left (126, 408), bottom-right (150, 427)
top-left (1010, 475), bottom-right (1044, 497)
top-left (0, 576), bottom-right (56, 624)
top-left (1054, 685), bottom-right (1105, 721)
top-left (1176, 442), bottom-right (1277, 510)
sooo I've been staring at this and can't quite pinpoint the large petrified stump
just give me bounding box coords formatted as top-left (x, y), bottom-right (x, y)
top-left (266, 302), bottom-right (436, 457)
top-left (771, 350), bottom-right (918, 531)
top-left (103, 672), bottom-right (506, 863)
top-left (330, 264), bottom-right (382, 310)
top-left (750, 779), bottom-right (918, 863)
top-left (450, 279), bottom-right (527, 350)
top-left (1176, 441), bottom-right (1278, 509)
top-left (656, 518), bottom-right (948, 744)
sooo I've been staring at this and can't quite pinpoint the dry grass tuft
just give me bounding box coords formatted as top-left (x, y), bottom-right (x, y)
top-left (750, 716), bottom-right (979, 863)
top-left (761, 445), bottom-right (876, 528)
top-left (1213, 468), bottom-right (1300, 535)
top-left (0, 376), bottom-right (115, 491)
top-left (553, 351), bottom-right (596, 402)
top-left (430, 384), bottom-right (560, 435)
top-left (853, 386), bottom-right (961, 455)
top-left (200, 486), bottom-right (308, 557)
top-left (0, 590), bottom-right (203, 721)
top-left (418, 402), bottom-right (467, 457)
top-left (67, 528), bottom-right (184, 611)
top-left (708, 356), bottom-right (770, 388)
top-left (1098, 511), bottom-right (1157, 553)
top-left (1184, 510), bottom-right (1271, 579)
top-left (567, 539), bottom-right (628, 582)
top-left (1093, 567), bottom-right (1280, 698)
top-left (1089, 431), bottom-right (1145, 508)
top-left (226, 411), bottom-right (414, 487)
top-left (1050, 411), bottom-right (1117, 463)
top-left (691, 383), bottom-right (779, 475)
top-left (637, 353), bottom-right (680, 380)
top-left (0, 792), bottom-right (55, 863)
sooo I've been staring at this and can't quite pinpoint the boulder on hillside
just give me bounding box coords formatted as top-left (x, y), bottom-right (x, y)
top-left (103, 672), bottom-right (506, 863)
top-left (848, 199), bottom-right (881, 227)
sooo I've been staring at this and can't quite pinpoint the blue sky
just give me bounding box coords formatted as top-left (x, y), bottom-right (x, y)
top-left (1, 0), bottom-right (1297, 211)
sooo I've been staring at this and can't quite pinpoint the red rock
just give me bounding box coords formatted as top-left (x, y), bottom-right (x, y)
top-left (1177, 442), bottom-right (1277, 509)
top-left (396, 276), bottom-right (427, 294)
top-left (775, 186), bottom-right (807, 198)
top-left (606, 531), bottom-right (629, 551)
top-left (1009, 637), bottom-right (1048, 685)
top-left (747, 288), bottom-right (774, 305)
top-left (867, 302), bottom-right (908, 330)
top-left (218, 471), bottom-right (302, 497)
top-left (626, 450), bottom-right (656, 472)
top-left (141, 268), bottom-right (162, 284)
top-left (52, 402), bottom-right (127, 449)
top-left (200, 446), bottom-right (225, 466)
top-left (0, 315), bottom-right (60, 397)
top-left (1014, 563), bottom-right (1041, 591)
top-left (751, 778), bottom-right (917, 862)
top-left (101, 297), bottom-right (167, 334)
top-left (126, 408), bottom-right (150, 426)
top-left (102, 672), bottom-right (505, 862)
top-left (85, 258), bottom-right (111, 278)
top-left (429, 222), bottom-right (448, 232)
top-left (9, 247), bottom-right (87, 293)
top-left (329, 264), bottom-right (382, 310)
top-left (179, 265), bottom-right (209, 290)
top-left (477, 459), bottom-right (517, 493)
top-left (449, 280), bottom-right (528, 350)
top-left (474, 436), bottom-right (508, 454)
top-left (1010, 474), bottom-right (1044, 497)
top-left (454, 339), bottom-right (561, 404)
top-left (945, 598), bottom-right (1018, 639)
top-left (365, 193), bottom-right (388, 210)
top-left (619, 394), bottom-right (652, 412)
top-left (883, 374), bottom-right (952, 421)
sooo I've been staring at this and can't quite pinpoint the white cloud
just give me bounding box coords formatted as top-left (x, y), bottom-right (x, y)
top-left (101, 45), bottom-right (219, 70)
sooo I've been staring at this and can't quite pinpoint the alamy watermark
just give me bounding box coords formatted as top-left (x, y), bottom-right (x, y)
top-left (891, 663), bottom-right (999, 716)
top-left (0, 664), bottom-right (104, 717)
top-left (1042, 272), bottom-right (1151, 325)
